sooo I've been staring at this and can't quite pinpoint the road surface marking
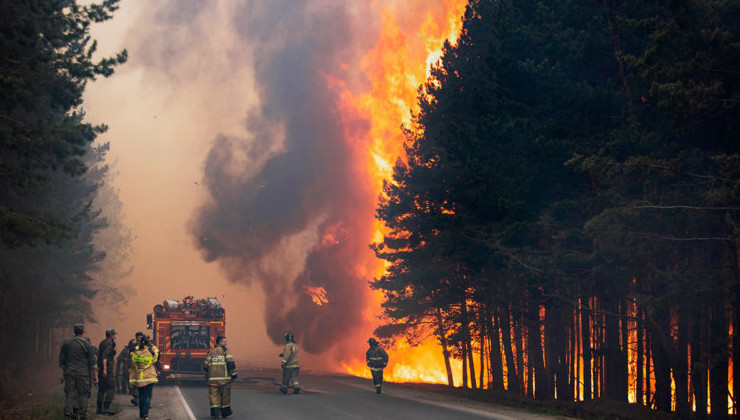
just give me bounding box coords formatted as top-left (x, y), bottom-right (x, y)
top-left (175, 385), bottom-right (197, 420)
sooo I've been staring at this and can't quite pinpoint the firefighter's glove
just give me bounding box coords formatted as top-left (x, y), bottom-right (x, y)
top-left (279, 353), bottom-right (284, 357)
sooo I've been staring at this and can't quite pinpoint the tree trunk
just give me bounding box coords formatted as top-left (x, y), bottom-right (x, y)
top-left (603, 295), bottom-right (628, 401)
top-left (528, 295), bottom-right (549, 400)
top-left (651, 316), bottom-right (672, 413)
top-left (461, 297), bottom-right (476, 389)
top-left (675, 303), bottom-right (690, 418)
top-left (436, 307), bottom-right (455, 387)
top-left (692, 300), bottom-right (708, 419)
top-left (709, 290), bottom-right (728, 420)
top-left (488, 306), bottom-right (504, 390)
top-left (636, 306), bottom-right (644, 406)
top-left (501, 303), bottom-right (520, 393)
top-left (582, 298), bottom-right (592, 400)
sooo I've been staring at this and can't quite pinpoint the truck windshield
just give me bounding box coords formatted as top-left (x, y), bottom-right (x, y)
top-left (171, 325), bottom-right (210, 349)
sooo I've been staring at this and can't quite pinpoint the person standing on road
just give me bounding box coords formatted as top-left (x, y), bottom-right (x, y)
top-left (97, 328), bottom-right (117, 415)
top-left (131, 334), bottom-right (159, 419)
top-left (366, 338), bottom-right (389, 394)
top-left (129, 331), bottom-right (144, 406)
top-left (204, 336), bottom-right (237, 419)
top-left (116, 339), bottom-right (135, 394)
top-left (279, 332), bottom-right (300, 394)
top-left (59, 323), bottom-right (98, 420)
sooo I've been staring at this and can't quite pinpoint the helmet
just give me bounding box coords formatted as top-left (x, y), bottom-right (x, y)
top-left (368, 338), bottom-right (378, 346)
top-left (73, 324), bottom-right (84, 335)
top-left (285, 332), bottom-right (294, 342)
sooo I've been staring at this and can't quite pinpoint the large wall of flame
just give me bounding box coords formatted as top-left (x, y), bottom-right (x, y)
top-left (84, 0), bottom-right (466, 369)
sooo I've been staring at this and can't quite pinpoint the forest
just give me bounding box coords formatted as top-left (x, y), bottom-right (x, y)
top-left (0, 0), bottom-right (129, 397)
top-left (372, 0), bottom-right (740, 418)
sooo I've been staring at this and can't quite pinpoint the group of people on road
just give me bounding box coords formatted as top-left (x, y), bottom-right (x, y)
top-left (60, 324), bottom-right (389, 420)
top-left (59, 325), bottom-right (159, 419)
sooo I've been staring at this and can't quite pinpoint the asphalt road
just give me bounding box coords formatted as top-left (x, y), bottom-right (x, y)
top-left (173, 371), bottom-right (516, 420)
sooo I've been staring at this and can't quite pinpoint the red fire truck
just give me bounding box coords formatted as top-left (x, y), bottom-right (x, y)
top-left (146, 295), bottom-right (225, 377)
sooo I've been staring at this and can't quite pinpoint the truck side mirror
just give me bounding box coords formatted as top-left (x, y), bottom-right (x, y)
top-left (146, 314), bottom-right (153, 329)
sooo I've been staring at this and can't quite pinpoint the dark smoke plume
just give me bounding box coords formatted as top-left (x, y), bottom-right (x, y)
top-left (187, 1), bottom-right (379, 354)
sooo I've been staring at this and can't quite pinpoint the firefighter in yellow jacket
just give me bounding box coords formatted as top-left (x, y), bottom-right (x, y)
top-left (205, 336), bottom-right (237, 419)
top-left (130, 335), bottom-right (159, 419)
top-left (279, 332), bottom-right (300, 394)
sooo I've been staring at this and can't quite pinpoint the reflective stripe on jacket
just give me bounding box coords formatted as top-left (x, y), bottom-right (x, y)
top-left (366, 345), bottom-right (388, 371)
top-left (205, 346), bottom-right (236, 386)
top-left (130, 346), bottom-right (159, 387)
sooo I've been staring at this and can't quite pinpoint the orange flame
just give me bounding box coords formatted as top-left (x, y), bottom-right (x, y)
top-left (303, 286), bottom-right (329, 306)
top-left (328, 0), bottom-right (468, 384)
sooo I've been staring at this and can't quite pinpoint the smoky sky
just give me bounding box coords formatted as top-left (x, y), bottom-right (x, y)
top-left (155, 0), bottom-right (382, 354)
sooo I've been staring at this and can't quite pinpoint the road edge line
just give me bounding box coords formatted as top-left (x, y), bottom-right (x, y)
top-left (175, 385), bottom-right (197, 420)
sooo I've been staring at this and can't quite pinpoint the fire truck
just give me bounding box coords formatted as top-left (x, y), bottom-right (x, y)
top-left (146, 295), bottom-right (225, 377)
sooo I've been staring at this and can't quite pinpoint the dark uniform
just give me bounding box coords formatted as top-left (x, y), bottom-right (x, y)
top-left (116, 339), bottom-right (134, 394)
top-left (59, 325), bottom-right (97, 420)
top-left (97, 330), bottom-right (117, 414)
top-left (366, 338), bottom-right (389, 394)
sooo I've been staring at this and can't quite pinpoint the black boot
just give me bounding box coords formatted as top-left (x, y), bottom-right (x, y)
top-left (280, 387), bottom-right (287, 394)
top-left (210, 407), bottom-right (221, 419)
top-left (376, 386), bottom-right (382, 394)
top-left (103, 402), bottom-right (115, 415)
top-left (221, 406), bottom-right (233, 418)
top-left (293, 388), bottom-right (300, 394)
top-left (96, 402), bottom-right (104, 414)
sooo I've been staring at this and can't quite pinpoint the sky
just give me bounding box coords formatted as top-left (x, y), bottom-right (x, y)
top-left (82, 0), bottom-right (466, 373)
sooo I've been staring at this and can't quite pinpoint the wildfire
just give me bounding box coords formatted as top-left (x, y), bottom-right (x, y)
top-left (304, 286), bottom-right (329, 307)
top-left (329, 0), bottom-right (468, 383)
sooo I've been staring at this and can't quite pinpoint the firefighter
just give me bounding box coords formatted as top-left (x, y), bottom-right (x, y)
top-left (59, 323), bottom-right (98, 420)
top-left (129, 332), bottom-right (144, 406)
top-left (130, 334), bottom-right (159, 419)
top-left (279, 332), bottom-right (300, 394)
top-left (366, 338), bottom-right (389, 394)
top-left (204, 336), bottom-right (237, 419)
top-left (97, 328), bottom-right (117, 415)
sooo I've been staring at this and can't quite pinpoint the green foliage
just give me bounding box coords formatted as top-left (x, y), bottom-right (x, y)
top-left (0, 0), bottom-right (127, 245)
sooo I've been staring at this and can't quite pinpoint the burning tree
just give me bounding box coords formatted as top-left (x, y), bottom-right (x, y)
top-left (372, 0), bottom-right (740, 418)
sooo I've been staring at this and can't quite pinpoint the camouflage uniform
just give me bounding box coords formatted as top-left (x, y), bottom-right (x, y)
top-left (59, 333), bottom-right (97, 419)
top-left (97, 336), bottom-right (117, 413)
top-left (116, 340), bottom-right (134, 394)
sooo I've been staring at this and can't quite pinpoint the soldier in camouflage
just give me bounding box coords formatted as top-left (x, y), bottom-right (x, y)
top-left (59, 324), bottom-right (98, 420)
top-left (96, 328), bottom-right (117, 415)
